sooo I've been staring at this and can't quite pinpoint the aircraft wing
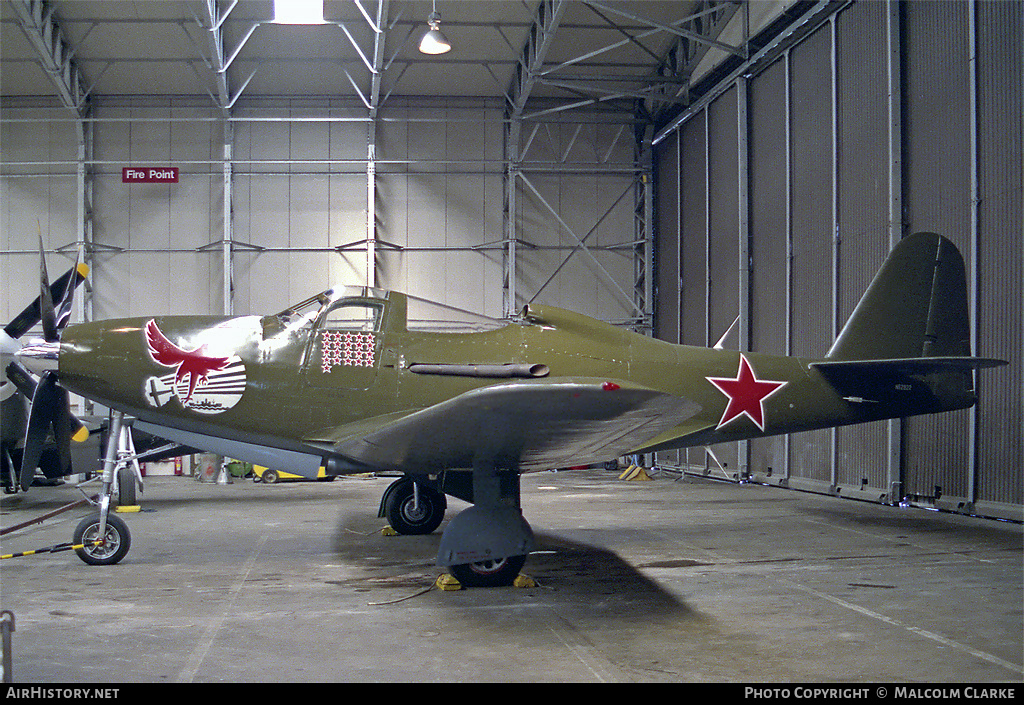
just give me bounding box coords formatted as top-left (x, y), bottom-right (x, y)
top-left (312, 378), bottom-right (701, 472)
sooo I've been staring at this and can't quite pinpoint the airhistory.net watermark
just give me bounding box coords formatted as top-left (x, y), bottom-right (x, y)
top-left (4, 688), bottom-right (119, 699)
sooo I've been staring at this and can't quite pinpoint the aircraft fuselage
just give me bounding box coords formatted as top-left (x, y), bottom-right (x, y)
top-left (54, 287), bottom-right (976, 476)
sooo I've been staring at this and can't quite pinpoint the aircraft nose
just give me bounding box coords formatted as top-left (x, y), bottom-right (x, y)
top-left (14, 339), bottom-right (60, 375)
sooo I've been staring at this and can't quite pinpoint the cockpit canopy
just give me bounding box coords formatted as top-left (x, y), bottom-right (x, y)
top-left (262, 286), bottom-right (390, 339)
top-left (264, 286), bottom-right (506, 337)
top-left (275, 286), bottom-right (387, 328)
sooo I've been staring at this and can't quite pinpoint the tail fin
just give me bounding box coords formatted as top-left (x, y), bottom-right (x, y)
top-left (828, 232), bottom-right (969, 360)
top-left (814, 232), bottom-right (1006, 417)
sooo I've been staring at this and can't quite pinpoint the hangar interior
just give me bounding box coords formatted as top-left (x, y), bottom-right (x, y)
top-left (3, 0), bottom-right (1020, 518)
top-left (0, 0), bottom-right (1022, 683)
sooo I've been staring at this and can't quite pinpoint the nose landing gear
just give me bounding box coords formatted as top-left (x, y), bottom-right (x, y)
top-left (73, 410), bottom-right (133, 566)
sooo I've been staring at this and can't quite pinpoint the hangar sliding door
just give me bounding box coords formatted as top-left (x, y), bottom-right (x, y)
top-left (974, 0), bottom-right (1023, 513)
top-left (653, 0), bottom-right (1022, 521)
top-left (833, 1), bottom-right (892, 498)
top-left (747, 56), bottom-right (788, 482)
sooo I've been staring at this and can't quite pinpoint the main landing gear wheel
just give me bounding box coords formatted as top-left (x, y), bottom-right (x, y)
top-left (117, 465), bottom-right (137, 506)
top-left (73, 513), bottom-right (131, 566)
top-left (449, 554), bottom-right (527, 588)
top-left (385, 481), bottom-right (445, 535)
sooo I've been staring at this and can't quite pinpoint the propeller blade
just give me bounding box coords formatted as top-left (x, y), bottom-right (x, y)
top-left (3, 262), bottom-right (89, 340)
top-left (8, 363), bottom-right (86, 488)
top-left (39, 236), bottom-right (58, 342)
top-left (52, 385), bottom-right (85, 474)
top-left (20, 371), bottom-right (60, 491)
top-left (4, 360), bottom-right (38, 399)
top-left (53, 249), bottom-right (82, 333)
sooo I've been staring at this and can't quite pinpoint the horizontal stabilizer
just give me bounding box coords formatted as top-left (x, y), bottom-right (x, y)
top-left (812, 356), bottom-right (1008, 375)
top-left (810, 356), bottom-right (1007, 417)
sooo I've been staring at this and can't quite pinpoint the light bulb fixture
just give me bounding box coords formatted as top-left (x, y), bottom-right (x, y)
top-left (419, 6), bottom-right (451, 55)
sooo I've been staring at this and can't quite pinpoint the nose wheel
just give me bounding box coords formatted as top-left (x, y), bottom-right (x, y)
top-left (73, 512), bottom-right (131, 566)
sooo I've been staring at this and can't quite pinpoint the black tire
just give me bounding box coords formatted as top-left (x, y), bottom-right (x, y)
top-left (117, 465), bottom-right (137, 506)
top-left (73, 513), bottom-right (131, 566)
top-left (449, 554), bottom-right (527, 588)
top-left (262, 469), bottom-right (280, 484)
top-left (384, 481), bottom-right (445, 535)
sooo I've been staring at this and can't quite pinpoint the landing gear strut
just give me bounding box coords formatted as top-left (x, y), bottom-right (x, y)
top-left (378, 467), bottom-right (533, 588)
top-left (74, 410), bottom-right (131, 566)
top-left (437, 463), bottom-right (533, 588)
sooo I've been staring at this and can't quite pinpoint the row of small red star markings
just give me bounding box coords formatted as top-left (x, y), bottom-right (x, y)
top-left (321, 331), bottom-right (376, 372)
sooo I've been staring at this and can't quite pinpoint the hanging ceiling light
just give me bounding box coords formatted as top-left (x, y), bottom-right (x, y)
top-left (419, 3), bottom-right (451, 55)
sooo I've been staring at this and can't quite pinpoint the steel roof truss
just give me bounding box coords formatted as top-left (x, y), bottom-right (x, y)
top-left (10, 0), bottom-right (89, 113)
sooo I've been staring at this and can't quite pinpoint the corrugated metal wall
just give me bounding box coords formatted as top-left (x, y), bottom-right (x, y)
top-left (976, 0), bottom-right (1023, 511)
top-left (230, 97), bottom-right (510, 320)
top-left (653, 0), bottom-right (1022, 521)
top-left (748, 56), bottom-right (789, 481)
top-left (679, 109), bottom-right (708, 472)
top-left (834, 0), bottom-right (891, 497)
top-left (680, 110), bottom-right (707, 352)
top-left (514, 119), bottom-right (636, 323)
top-left (706, 88), bottom-right (740, 476)
top-left (655, 132), bottom-right (679, 344)
top-left (231, 99), bottom-right (371, 317)
top-left (901, 0), bottom-right (974, 505)
top-left (0, 108), bottom-right (79, 310)
top-left (788, 23), bottom-right (834, 483)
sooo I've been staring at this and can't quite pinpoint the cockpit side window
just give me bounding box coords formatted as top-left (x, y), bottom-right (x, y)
top-left (322, 301), bottom-right (384, 332)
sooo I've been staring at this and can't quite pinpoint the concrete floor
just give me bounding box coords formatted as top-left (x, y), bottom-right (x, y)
top-left (1, 468), bottom-right (1021, 683)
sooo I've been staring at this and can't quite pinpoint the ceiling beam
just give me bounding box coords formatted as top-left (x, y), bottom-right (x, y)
top-left (507, 0), bottom-right (568, 118)
top-left (645, 0), bottom-right (742, 118)
top-left (9, 0), bottom-right (89, 114)
top-left (194, 0), bottom-right (261, 112)
top-left (197, 0), bottom-right (231, 108)
top-left (585, 0), bottom-right (744, 57)
top-left (366, 0), bottom-right (389, 118)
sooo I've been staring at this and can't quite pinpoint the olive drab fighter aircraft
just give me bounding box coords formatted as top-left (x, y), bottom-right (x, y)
top-left (8, 231), bottom-right (1007, 586)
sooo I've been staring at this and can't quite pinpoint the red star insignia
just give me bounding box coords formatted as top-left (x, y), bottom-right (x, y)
top-left (706, 354), bottom-right (787, 431)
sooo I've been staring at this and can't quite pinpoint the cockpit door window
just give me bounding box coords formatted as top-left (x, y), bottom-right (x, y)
top-left (322, 302), bottom-right (384, 332)
top-left (303, 299), bottom-right (384, 390)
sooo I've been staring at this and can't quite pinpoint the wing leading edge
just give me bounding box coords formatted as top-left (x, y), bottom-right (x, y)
top-left (310, 378), bottom-right (701, 472)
